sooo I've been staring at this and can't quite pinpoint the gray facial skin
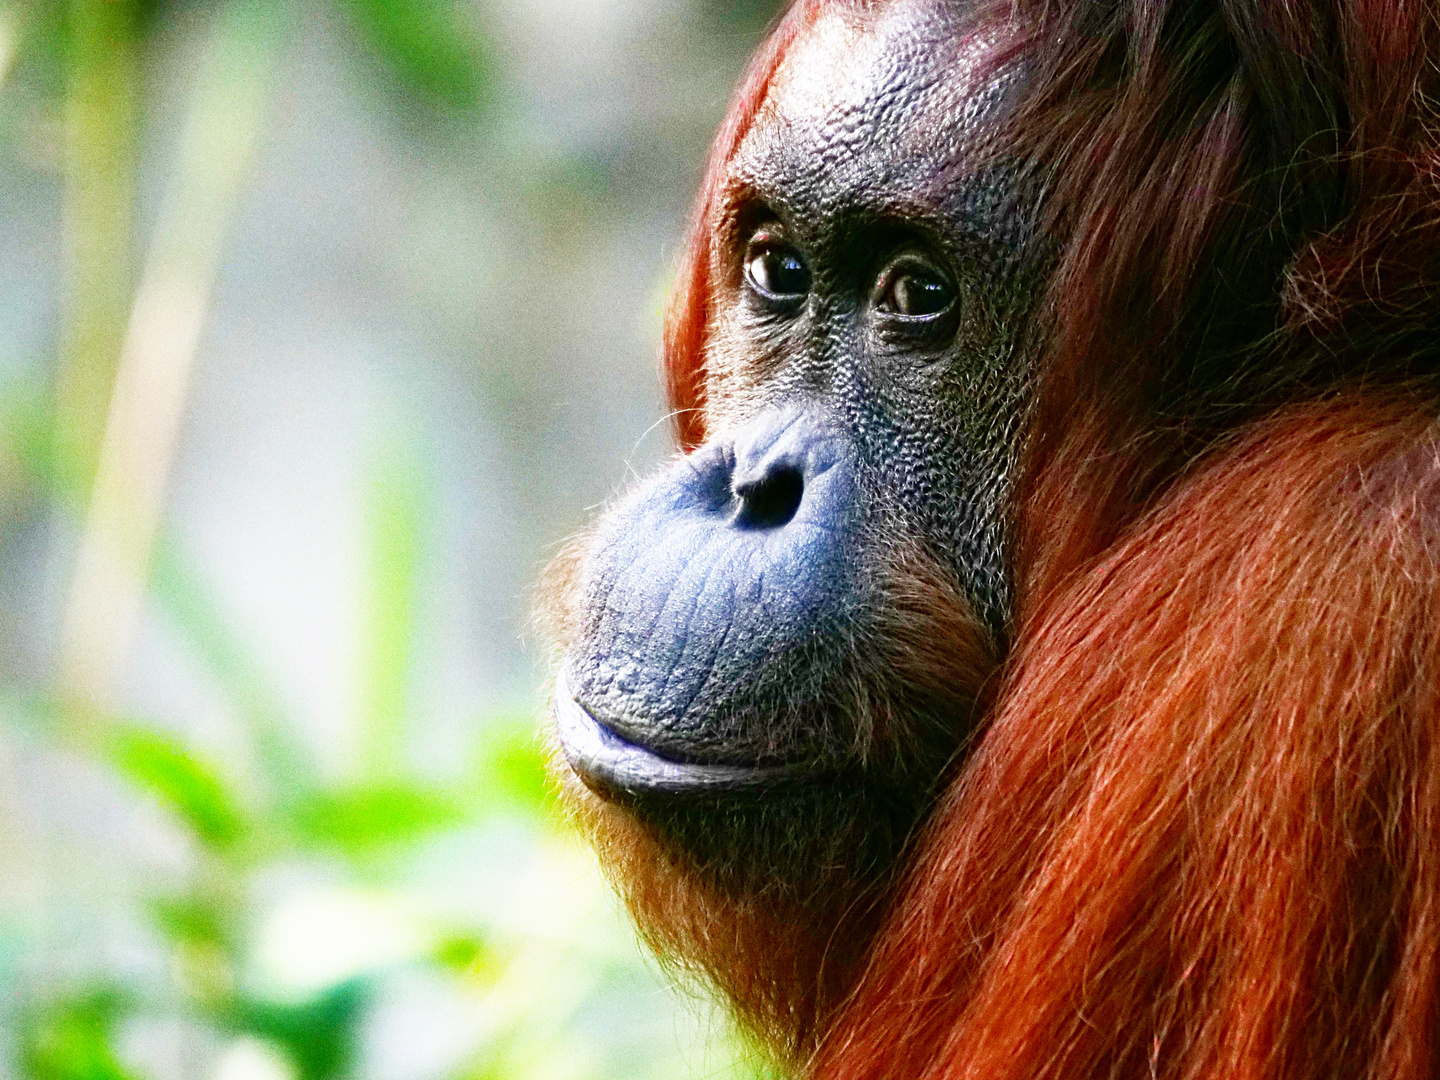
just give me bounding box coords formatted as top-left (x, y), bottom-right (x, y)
top-left (706, 0), bottom-right (1033, 631)
top-left (554, 0), bottom-right (1035, 815)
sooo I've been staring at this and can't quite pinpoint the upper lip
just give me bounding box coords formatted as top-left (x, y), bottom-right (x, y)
top-left (552, 667), bottom-right (799, 798)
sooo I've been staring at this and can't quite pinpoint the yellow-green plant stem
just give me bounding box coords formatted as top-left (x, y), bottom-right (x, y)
top-left (58, 0), bottom-right (280, 716)
top-left (57, 0), bottom-right (138, 500)
top-left (356, 437), bottom-right (425, 782)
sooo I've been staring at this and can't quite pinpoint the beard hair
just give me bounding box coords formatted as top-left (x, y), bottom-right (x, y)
top-left (534, 502), bottom-right (999, 1061)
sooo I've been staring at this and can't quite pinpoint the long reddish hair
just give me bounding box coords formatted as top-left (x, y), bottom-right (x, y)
top-left (661, 0), bottom-right (1440, 1076)
top-left (816, 396), bottom-right (1440, 1078)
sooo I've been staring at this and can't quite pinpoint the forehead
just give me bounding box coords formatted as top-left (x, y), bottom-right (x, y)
top-left (729, 0), bottom-right (1018, 234)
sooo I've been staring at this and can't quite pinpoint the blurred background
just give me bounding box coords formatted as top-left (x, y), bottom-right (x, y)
top-left (0, 0), bottom-right (787, 1076)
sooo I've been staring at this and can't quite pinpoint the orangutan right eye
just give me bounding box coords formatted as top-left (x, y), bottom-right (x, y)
top-left (744, 242), bottom-right (810, 302)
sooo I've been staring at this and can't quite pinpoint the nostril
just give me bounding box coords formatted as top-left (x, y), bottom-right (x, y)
top-left (732, 465), bottom-right (804, 530)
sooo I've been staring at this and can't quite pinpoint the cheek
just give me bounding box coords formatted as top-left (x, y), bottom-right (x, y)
top-left (702, 307), bottom-right (806, 427)
top-left (844, 376), bottom-right (1022, 628)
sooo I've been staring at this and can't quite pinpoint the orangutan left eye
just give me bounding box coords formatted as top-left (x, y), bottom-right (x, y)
top-left (878, 263), bottom-right (955, 319)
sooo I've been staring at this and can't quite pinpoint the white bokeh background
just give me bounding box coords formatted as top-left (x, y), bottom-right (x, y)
top-left (0, 0), bottom-right (786, 1076)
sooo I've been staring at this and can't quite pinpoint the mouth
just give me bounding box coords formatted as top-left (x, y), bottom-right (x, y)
top-left (552, 667), bottom-right (801, 798)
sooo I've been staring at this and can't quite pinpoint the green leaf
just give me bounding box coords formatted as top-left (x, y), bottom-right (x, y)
top-left (232, 979), bottom-right (370, 1080)
top-left (108, 724), bottom-right (245, 849)
top-left (0, 386), bottom-right (53, 493)
top-left (150, 895), bottom-right (228, 950)
top-left (151, 537), bottom-right (314, 795)
top-left (23, 990), bottom-right (138, 1080)
top-left (355, 438), bottom-right (425, 784)
top-left (340, 0), bottom-right (490, 110)
top-left (475, 721), bottom-right (556, 820)
top-left (290, 783), bottom-right (465, 855)
top-left (431, 930), bottom-right (491, 974)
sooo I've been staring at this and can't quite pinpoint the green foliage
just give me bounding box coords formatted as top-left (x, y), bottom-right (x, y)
top-left (23, 991), bottom-right (138, 1080)
top-left (358, 439), bottom-right (425, 784)
top-left (108, 723), bottom-right (247, 850)
top-left (150, 896), bottom-right (231, 954)
top-left (150, 538), bottom-right (313, 793)
top-left (431, 929), bottom-right (490, 974)
top-left (291, 782), bottom-right (465, 855)
top-left (231, 979), bottom-right (371, 1080)
top-left (0, 0), bottom-right (790, 1075)
top-left (340, 0), bottom-right (491, 110)
top-left (12, 0), bottom-right (492, 115)
top-left (0, 384), bottom-right (52, 483)
top-left (474, 717), bottom-right (556, 821)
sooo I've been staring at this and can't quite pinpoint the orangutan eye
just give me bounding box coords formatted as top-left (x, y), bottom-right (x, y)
top-left (878, 264), bottom-right (955, 319)
top-left (745, 243), bottom-right (810, 301)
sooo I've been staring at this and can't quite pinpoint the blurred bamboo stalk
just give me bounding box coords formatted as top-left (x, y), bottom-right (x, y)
top-left (58, 0), bottom-right (280, 716)
top-left (56, 0), bottom-right (138, 499)
top-left (0, 5), bottom-right (23, 88)
top-left (357, 440), bottom-right (424, 782)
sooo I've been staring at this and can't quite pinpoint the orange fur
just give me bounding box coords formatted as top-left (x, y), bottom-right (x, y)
top-left (554, 0), bottom-right (1440, 1073)
top-left (815, 396), bottom-right (1440, 1079)
top-left (809, 1), bottom-right (1440, 1068)
top-left (542, 524), bottom-right (995, 1061)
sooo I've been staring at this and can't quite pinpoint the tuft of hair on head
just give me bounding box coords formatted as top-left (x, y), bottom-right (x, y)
top-left (993, 0), bottom-right (1440, 607)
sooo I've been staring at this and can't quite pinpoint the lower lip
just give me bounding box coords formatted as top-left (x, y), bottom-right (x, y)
top-left (551, 667), bottom-right (799, 798)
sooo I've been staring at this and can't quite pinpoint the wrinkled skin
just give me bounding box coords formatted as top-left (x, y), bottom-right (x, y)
top-left (544, 0), bottom-right (1037, 1046)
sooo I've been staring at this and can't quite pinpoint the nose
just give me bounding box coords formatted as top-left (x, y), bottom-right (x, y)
top-left (713, 409), bottom-right (846, 534)
top-left (732, 458), bottom-right (804, 531)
